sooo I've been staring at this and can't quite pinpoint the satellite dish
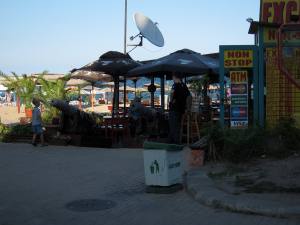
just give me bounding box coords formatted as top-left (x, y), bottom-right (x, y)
top-left (133, 12), bottom-right (164, 47)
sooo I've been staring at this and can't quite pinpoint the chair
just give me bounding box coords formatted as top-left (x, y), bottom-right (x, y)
top-left (179, 96), bottom-right (201, 145)
top-left (179, 112), bottom-right (201, 145)
top-left (103, 116), bottom-right (130, 142)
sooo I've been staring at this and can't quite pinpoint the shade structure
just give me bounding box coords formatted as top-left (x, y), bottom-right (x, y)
top-left (143, 82), bottom-right (161, 88)
top-left (70, 70), bottom-right (112, 111)
top-left (66, 79), bottom-right (89, 87)
top-left (69, 72), bottom-right (110, 111)
top-left (0, 84), bottom-right (7, 91)
top-left (95, 83), bottom-right (135, 92)
top-left (73, 51), bottom-right (141, 77)
top-left (70, 70), bottom-right (112, 83)
top-left (119, 86), bottom-right (136, 92)
top-left (72, 51), bottom-right (141, 118)
top-left (126, 48), bottom-right (219, 77)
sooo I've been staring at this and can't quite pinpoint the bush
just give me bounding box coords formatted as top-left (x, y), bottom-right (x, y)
top-left (222, 127), bottom-right (265, 164)
top-left (201, 118), bottom-right (300, 164)
top-left (8, 124), bottom-right (32, 136)
top-left (200, 122), bottom-right (225, 161)
top-left (42, 109), bottom-right (58, 124)
top-left (0, 118), bottom-right (10, 142)
top-left (264, 117), bottom-right (300, 158)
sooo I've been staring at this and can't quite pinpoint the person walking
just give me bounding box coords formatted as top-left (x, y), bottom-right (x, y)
top-left (168, 74), bottom-right (191, 144)
top-left (31, 98), bottom-right (46, 147)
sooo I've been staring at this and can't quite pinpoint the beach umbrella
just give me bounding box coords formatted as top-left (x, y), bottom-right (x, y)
top-left (127, 48), bottom-right (219, 77)
top-left (70, 70), bottom-right (113, 111)
top-left (119, 86), bottom-right (136, 92)
top-left (76, 51), bottom-right (141, 76)
top-left (136, 87), bottom-right (148, 93)
top-left (144, 82), bottom-right (161, 88)
top-left (127, 49), bottom-right (219, 109)
top-left (72, 51), bottom-right (141, 115)
top-left (0, 84), bottom-right (7, 91)
top-left (66, 79), bottom-right (89, 87)
top-left (99, 87), bottom-right (113, 93)
top-left (70, 70), bottom-right (112, 83)
top-left (130, 48), bottom-right (219, 77)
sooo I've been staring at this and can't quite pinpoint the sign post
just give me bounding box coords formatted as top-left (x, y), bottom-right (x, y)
top-left (219, 45), bottom-right (259, 127)
top-left (230, 71), bottom-right (249, 128)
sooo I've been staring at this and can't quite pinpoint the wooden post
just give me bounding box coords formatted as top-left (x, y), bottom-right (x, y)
top-left (151, 76), bottom-right (155, 108)
top-left (161, 75), bottom-right (165, 112)
top-left (17, 96), bottom-right (20, 114)
top-left (123, 77), bottom-right (126, 117)
top-left (91, 85), bottom-right (94, 111)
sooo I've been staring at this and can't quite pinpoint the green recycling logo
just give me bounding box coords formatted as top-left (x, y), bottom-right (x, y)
top-left (150, 160), bottom-right (160, 174)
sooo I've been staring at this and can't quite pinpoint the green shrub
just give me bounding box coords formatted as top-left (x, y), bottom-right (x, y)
top-left (264, 117), bottom-right (300, 158)
top-left (0, 118), bottom-right (10, 142)
top-left (9, 124), bottom-right (32, 136)
top-left (200, 122), bottom-right (225, 161)
top-left (201, 116), bottom-right (300, 164)
top-left (0, 122), bottom-right (33, 142)
top-left (222, 127), bottom-right (265, 164)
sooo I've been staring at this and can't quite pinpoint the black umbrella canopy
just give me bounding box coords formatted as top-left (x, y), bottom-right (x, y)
top-left (126, 48), bottom-right (219, 77)
top-left (73, 51), bottom-right (141, 76)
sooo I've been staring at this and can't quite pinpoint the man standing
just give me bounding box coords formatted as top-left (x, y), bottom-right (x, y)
top-left (168, 74), bottom-right (191, 144)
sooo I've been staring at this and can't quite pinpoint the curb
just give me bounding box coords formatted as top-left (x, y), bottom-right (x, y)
top-left (186, 170), bottom-right (300, 219)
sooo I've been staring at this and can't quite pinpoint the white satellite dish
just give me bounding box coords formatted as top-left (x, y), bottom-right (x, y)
top-left (130, 12), bottom-right (164, 48)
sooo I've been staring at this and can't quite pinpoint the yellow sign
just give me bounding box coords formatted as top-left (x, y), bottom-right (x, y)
top-left (265, 47), bottom-right (300, 127)
top-left (230, 71), bottom-right (248, 83)
top-left (260, 0), bottom-right (300, 24)
top-left (264, 27), bottom-right (300, 43)
top-left (224, 50), bottom-right (253, 68)
top-left (260, 0), bottom-right (300, 43)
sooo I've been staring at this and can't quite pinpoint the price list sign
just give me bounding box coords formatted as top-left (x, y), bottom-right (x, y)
top-left (230, 71), bottom-right (248, 128)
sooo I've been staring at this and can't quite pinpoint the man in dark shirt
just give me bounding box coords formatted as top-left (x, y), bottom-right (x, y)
top-left (168, 74), bottom-right (191, 144)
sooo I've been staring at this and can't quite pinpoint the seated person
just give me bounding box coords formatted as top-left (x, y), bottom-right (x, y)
top-left (128, 97), bottom-right (156, 136)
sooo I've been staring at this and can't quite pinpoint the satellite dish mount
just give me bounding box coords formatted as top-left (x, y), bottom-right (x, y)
top-left (128, 33), bottom-right (143, 47)
top-left (128, 12), bottom-right (164, 52)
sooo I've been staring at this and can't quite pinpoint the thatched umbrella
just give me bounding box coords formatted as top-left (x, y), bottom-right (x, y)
top-left (70, 70), bottom-right (113, 111)
top-left (70, 70), bottom-right (112, 83)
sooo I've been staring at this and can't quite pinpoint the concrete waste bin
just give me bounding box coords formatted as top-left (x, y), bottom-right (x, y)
top-left (143, 141), bottom-right (184, 193)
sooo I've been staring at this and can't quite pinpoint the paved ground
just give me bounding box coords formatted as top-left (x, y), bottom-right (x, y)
top-left (186, 169), bottom-right (300, 219)
top-left (0, 143), bottom-right (299, 225)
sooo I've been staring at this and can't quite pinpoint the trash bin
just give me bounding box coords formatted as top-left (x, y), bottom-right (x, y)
top-left (143, 141), bottom-right (184, 187)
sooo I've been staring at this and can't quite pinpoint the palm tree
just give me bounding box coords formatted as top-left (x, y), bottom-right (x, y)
top-left (35, 73), bottom-right (71, 122)
top-left (0, 71), bottom-right (37, 109)
top-left (37, 75), bottom-right (68, 104)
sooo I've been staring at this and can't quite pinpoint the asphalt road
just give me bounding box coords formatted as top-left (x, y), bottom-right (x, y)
top-left (0, 143), bottom-right (298, 225)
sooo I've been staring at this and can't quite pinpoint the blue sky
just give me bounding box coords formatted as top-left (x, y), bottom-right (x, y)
top-left (0, 0), bottom-right (260, 74)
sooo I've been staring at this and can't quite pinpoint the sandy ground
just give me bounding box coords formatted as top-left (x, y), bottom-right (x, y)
top-left (83, 104), bottom-right (112, 113)
top-left (0, 105), bottom-right (25, 125)
top-left (0, 104), bottom-right (118, 125)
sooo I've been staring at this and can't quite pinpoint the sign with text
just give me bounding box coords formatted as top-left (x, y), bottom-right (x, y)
top-left (230, 71), bottom-right (249, 128)
top-left (231, 95), bottom-right (248, 105)
top-left (260, 0), bottom-right (300, 24)
top-left (224, 50), bottom-right (253, 68)
top-left (265, 47), bottom-right (300, 127)
top-left (231, 121), bottom-right (249, 128)
top-left (231, 106), bottom-right (248, 118)
top-left (260, 0), bottom-right (300, 43)
top-left (231, 84), bottom-right (248, 95)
